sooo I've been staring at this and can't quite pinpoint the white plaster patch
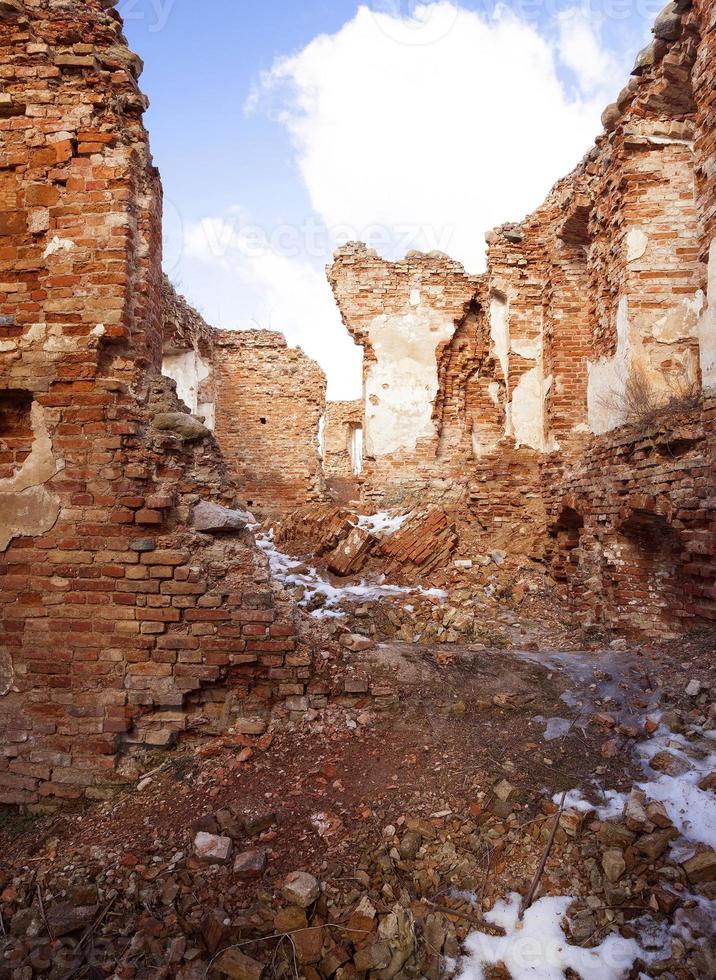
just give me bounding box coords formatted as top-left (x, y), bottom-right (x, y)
top-left (587, 296), bottom-right (630, 435)
top-left (409, 289), bottom-right (421, 307)
top-left (699, 238), bottom-right (716, 391)
top-left (0, 649), bottom-right (13, 697)
top-left (22, 323), bottom-right (46, 345)
top-left (43, 236), bottom-right (75, 259)
top-left (510, 337), bottom-right (540, 360)
top-left (364, 308), bottom-right (456, 457)
top-left (626, 228), bottom-right (649, 264)
top-left (487, 382), bottom-right (501, 406)
top-left (92, 323), bottom-right (106, 338)
top-left (0, 402), bottom-right (63, 494)
top-left (511, 369), bottom-right (553, 451)
top-left (162, 351), bottom-right (213, 425)
top-left (0, 402), bottom-right (63, 552)
top-left (651, 296), bottom-right (701, 344)
top-left (489, 293), bottom-right (509, 381)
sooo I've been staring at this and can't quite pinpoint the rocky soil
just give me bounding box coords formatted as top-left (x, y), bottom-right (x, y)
top-left (1, 630), bottom-right (715, 980)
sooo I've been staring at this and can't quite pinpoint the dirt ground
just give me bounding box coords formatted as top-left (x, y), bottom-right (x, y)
top-left (2, 632), bottom-right (714, 979)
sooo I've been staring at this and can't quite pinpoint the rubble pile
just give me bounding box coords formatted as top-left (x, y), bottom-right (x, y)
top-left (2, 646), bottom-right (715, 979)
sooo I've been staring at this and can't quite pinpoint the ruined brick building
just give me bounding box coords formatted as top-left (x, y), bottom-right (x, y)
top-left (0, 0), bottom-right (714, 807)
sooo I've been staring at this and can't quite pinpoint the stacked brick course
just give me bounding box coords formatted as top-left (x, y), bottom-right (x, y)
top-left (546, 396), bottom-right (716, 633)
top-left (0, 0), bottom-right (310, 807)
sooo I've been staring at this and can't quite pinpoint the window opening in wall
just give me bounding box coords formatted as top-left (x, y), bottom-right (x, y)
top-left (348, 423), bottom-right (363, 476)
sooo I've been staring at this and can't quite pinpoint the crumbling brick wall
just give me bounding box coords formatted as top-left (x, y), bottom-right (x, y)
top-left (161, 282), bottom-right (328, 516)
top-left (328, 245), bottom-right (483, 490)
top-left (545, 396), bottom-right (716, 635)
top-left (211, 330), bottom-right (327, 515)
top-left (0, 0), bottom-right (310, 808)
top-left (326, 0), bottom-right (715, 632)
top-left (694, 0), bottom-right (716, 388)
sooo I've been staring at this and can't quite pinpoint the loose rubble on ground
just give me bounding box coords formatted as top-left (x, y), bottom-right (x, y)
top-left (2, 525), bottom-right (715, 980)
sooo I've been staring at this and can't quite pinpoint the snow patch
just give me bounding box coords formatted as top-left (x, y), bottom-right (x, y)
top-left (356, 511), bottom-right (410, 536)
top-left (256, 529), bottom-right (446, 618)
top-left (636, 730), bottom-right (716, 849)
top-left (457, 893), bottom-right (645, 980)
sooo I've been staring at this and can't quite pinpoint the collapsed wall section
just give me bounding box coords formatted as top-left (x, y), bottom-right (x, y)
top-left (326, 0), bottom-right (716, 632)
top-left (0, 0), bottom-right (309, 808)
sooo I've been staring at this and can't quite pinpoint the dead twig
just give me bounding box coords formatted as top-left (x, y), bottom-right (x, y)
top-left (78, 895), bottom-right (116, 950)
top-left (424, 900), bottom-right (503, 937)
top-left (205, 923), bottom-right (372, 977)
top-left (36, 884), bottom-right (54, 942)
top-left (520, 789), bottom-right (567, 919)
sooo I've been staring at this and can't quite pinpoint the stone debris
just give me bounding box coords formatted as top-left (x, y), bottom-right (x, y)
top-left (191, 500), bottom-right (253, 533)
top-left (282, 871), bottom-right (321, 908)
top-left (0, 1), bottom-right (715, 979)
top-left (194, 832), bottom-right (233, 865)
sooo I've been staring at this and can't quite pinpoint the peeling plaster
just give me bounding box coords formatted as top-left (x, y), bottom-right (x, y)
top-left (511, 337), bottom-right (540, 360)
top-left (364, 308), bottom-right (456, 457)
top-left (587, 296), bottom-right (631, 435)
top-left (162, 351), bottom-right (214, 428)
top-left (626, 228), bottom-right (649, 264)
top-left (651, 294), bottom-right (702, 344)
top-left (43, 235), bottom-right (75, 259)
top-left (489, 293), bottom-right (509, 382)
top-left (588, 289), bottom-right (702, 436)
top-left (511, 368), bottom-right (554, 451)
top-left (0, 402), bottom-right (63, 551)
top-left (699, 238), bottom-right (716, 391)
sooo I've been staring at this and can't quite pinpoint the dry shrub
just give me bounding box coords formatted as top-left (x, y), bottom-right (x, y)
top-left (600, 368), bottom-right (703, 432)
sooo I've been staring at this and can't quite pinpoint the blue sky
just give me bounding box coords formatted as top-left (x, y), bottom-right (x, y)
top-left (121, 0), bottom-right (660, 397)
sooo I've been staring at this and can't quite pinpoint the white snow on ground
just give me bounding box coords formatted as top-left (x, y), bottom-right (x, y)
top-left (555, 726), bottom-right (716, 844)
top-left (255, 529), bottom-right (446, 618)
top-left (356, 511), bottom-right (411, 536)
top-left (637, 728), bottom-right (716, 850)
top-left (456, 893), bottom-right (645, 980)
top-left (556, 787), bottom-right (627, 820)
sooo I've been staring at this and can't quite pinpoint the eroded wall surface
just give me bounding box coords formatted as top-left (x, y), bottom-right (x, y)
top-left (0, 0), bottom-right (309, 807)
top-left (211, 330), bottom-right (326, 514)
top-left (327, 0), bottom-right (716, 632)
top-left (329, 246), bottom-right (483, 488)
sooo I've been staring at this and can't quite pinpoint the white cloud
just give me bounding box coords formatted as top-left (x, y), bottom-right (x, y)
top-left (556, 6), bottom-right (622, 100)
top-left (181, 215), bottom-right (364, 400)
top-left (176, 2), bottom-right (634, 396)
top-left (250, 2), bottom-right (610, 273)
